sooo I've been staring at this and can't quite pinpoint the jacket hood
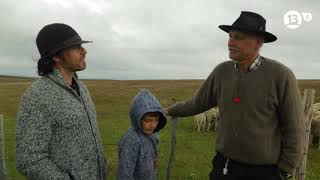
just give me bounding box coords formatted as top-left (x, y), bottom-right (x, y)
top-left (130, 89), bottom-right (167, 133)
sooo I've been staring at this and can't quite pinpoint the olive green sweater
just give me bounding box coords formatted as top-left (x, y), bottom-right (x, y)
top-left (168, 57), bottom-right (304, 174)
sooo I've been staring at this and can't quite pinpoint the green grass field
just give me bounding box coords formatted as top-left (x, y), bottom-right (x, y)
top-left (0, 77), bottom-right (319, 180)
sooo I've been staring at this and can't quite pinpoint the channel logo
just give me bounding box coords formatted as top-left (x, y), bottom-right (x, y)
top-left (284, 10), bottom-right (312, 29)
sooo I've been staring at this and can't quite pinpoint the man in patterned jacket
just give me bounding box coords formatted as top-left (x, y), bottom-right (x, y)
top-left (16, 23), bottom-right (106, 180)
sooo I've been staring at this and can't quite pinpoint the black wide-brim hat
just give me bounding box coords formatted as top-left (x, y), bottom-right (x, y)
top-left (219, 11), bottom-right (277, 43)
top-left (36, 23), bottom-right (92, 58)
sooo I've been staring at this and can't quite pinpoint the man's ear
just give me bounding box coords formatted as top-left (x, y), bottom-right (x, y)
top-left (52, 55), bottom-right (60, 63)
top-left (255, 38), bottom-right (264, 50)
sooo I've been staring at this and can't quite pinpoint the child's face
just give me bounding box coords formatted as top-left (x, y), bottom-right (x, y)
top-left (141, 115), bottom-right (159, 135)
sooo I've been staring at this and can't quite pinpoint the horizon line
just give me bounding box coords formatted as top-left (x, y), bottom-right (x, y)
top-left (1, 74), bottom-right (320, 81)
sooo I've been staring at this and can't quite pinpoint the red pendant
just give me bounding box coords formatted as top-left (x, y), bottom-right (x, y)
top-left (233, 97), bottom-right (241, 104)
top-left (154, 160), bottom-right (158, 170)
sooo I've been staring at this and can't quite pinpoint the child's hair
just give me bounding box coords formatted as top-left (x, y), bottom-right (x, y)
top-left (142, 112), bottom-right (161, 119)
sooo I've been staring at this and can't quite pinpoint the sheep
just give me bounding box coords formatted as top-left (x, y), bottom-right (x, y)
top-left (205, 108), bottom-right (219, 131)
top-left (311, 114), bottom-right (320, 150)
top-left (194, 113), bottom-right (207, 132)
top-left (310, 103), bottom-right (320, 150)
top-left (313, 111), bottom-right (320, 118)
top-left (194, 108), bottom-right (220, 132)
top-left (313, 103), bottom-right (320, 111)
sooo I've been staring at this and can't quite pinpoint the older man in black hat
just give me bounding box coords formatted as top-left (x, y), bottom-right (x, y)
top-left (16, 23), bottom-right (107, 180)
top-left (165, 11), bottom-right (304, 180)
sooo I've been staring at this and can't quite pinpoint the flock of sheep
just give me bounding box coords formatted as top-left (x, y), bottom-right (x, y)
top-left (194, 108), bottom-right (219, 132)
top-left (193, 103), bottom-right (320, 150)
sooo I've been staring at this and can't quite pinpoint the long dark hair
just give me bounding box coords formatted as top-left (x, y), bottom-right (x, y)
top-left (37, 56), bottom-right (54, 76)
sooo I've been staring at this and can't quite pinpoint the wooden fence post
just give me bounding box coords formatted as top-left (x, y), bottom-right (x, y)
top-left (294, 89), bottom-right (315, 180)
top-left (0, 114), bottom-right (8, 180)
top-left (166, 116), bottom-right (177, 180)
top-left (166, 98), bottom-right (177, 180)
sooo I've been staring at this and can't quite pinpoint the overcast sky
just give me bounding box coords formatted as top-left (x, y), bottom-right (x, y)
top-left (0, 0), bottom-right (318, 80)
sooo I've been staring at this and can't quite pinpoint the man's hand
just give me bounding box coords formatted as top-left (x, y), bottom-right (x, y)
top-left (279, 168), bottom-right (293, 180)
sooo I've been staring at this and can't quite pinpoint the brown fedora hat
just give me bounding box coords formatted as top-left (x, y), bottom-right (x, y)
top-left (219, 11), bottom-right (277, 43)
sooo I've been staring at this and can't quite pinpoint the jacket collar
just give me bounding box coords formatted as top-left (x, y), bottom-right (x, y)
top-left (46, 68), bottom-right (80, 90)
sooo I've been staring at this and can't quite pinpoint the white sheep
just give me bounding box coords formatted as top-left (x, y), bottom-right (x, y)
top-left (313, 103), bottom-right (320, 111)
top-left (310, 103), bottom-right (320, 150)
top-left (313, 111), bottom-right (320, 118)
top-left (311, 116), bottom-right (320, 150)
top-left (194, 113), bottom-right (207, 132)
top-left (194, 108), bottom-right (220, 132)
top-left (205, 108), bottom-right (219, 131)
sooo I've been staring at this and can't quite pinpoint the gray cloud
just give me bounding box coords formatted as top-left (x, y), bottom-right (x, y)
top-left (0, 0), bottom-right (318, 79)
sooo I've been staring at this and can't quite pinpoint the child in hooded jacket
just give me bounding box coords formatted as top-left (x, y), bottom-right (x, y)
top-left (117, 89), bottom-right (167, 180)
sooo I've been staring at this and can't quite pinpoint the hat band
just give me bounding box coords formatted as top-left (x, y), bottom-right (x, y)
top-left (42, 35), bottom-right (84, 57)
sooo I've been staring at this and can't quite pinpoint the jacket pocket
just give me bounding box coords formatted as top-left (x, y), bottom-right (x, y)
top-left (135, 158), bottom-right (152, 179)
top-left (68, 173), bottom-right (75, 180)
top-left (68, 169), bottom-right (80, 180)
top-left (135, 169), bottom-right (151, 179)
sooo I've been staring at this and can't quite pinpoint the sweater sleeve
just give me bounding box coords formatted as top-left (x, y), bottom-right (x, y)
top-left (168, 69), bottom-right (217, 117)
top-left (117, 138), bottom-right (140, 180)
top-left (15, 95), bottom-right (71, 180)
top-left (277, 70), bottom-right (304, 174)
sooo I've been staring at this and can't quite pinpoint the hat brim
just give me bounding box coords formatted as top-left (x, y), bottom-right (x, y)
top-left (47, 38), bottom-right (93, 57)
top-left (218, 25), bottom-right (277, 43)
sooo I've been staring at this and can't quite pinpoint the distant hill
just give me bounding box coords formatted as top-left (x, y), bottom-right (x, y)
top-left (0, 75), bottom-right (36, 81)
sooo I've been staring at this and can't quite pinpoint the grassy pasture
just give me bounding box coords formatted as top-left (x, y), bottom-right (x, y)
top-left (0, 77), bottom-right (319, 179)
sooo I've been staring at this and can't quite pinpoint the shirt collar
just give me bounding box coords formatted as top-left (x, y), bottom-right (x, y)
top-left (233, 55), bottom-right (262, 72)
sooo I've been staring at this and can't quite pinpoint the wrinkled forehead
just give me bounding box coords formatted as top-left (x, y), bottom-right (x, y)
top-left (229, 30), bottom-right (263, 40)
